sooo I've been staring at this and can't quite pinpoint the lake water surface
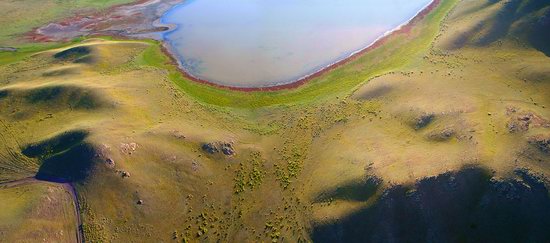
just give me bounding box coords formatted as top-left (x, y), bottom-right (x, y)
top-left (161, 0), bottom-right (433, 87)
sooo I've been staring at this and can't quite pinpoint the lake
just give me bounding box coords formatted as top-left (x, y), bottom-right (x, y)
top-left (161, 0), bottom-right (433, 87)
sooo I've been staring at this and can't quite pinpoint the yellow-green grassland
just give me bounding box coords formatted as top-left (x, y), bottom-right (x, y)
top-left (1, 0), bottom-right (550, 242)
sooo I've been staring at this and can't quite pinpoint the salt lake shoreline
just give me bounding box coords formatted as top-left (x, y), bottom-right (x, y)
top-left (159, 0), bottom-right (441, 92)
top-left (29, 0), bottom-right (441, 92)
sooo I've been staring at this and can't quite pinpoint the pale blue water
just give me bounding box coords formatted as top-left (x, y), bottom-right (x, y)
top-left (161, 0), bottom-right (432, 87)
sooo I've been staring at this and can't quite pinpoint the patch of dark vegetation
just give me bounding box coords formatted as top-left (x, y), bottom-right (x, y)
top-left (414, 113), bottom-right (435, 130)
top-left (22, 130), bottom-right (89, 158)
top-left (312, 167), bottom-right (550, 243)
top-left (201, 141), bottom-right (235, 156)
top-left (53, 46), bottom-right (91, 61)
top-left (314, 177), bottom-right (382, 203)
top-left (233, 152), bottom-right (265, 193)
top-left (35, 143), bottom-right (97, 182)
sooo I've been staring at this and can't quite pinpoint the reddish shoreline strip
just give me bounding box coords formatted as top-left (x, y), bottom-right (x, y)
top-left (163, 0), bottom-right (441, 92)
top-left (26, 0), bottom-right (156, 42)
top-left (28, 0), bottom-right (441, 92)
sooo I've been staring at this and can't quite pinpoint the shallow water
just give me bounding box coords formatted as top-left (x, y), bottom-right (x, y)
top-left (161, 0), bottom-right (433, 87)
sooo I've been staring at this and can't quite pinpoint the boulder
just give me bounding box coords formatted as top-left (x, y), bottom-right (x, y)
top-left (415, 114), bottom-right (435, 130)
top-left (221, 143), bottom-right (235, 156)
top-left (201, 141), bottom-right (236, 156)
top-left (202, 143), bottom-right (219, 154)
top-left (105, 158), bottom-right (115, 168)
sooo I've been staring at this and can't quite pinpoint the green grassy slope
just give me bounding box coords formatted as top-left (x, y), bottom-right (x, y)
top-left (1, 0), bottom-right (550, 242)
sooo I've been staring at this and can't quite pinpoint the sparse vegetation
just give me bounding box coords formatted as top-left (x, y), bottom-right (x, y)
top-left (2, 0), bottom-right (550, 242)
top-left (234, 152), bottom-right (266, 193)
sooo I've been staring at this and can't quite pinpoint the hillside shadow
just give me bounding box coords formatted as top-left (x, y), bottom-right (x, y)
top-left (526, 7), bottom-right (550, 56)
top-left (24, 86), bottom-right (105, 110)
top-left (22, 130), bottom-right (89, 158)
top-left (54, 46), bottom-right (92, 62)
top-left (35, 143), bottom-right (97, 182)
top-left (450, 0), bottom-right (550, 56)
top-left (0, 90), bottom-right (7, 99)
top-left (22, 130), bottom-right (97, 182)
top-left (314, 177), bottom-right (382, 203)
top-left (312, 167), bottom-right (550, 243)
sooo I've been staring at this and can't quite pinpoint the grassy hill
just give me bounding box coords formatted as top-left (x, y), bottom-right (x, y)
top-left (0, 0), bottom-right (550, 242)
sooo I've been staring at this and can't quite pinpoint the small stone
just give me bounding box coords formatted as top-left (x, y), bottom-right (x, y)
top-left (105, 158), bottom-right (115, 168)
top-left (488, 112), bottom-right (492, 116)
top-left (172, 130), bottom-right (186, 139)
top-left (137, 200), bottom-right (143, 205)
top-left (201, 143), bottom-right (219, 154)
top-left (415, 113), bottom-right (435, 130)
top-left (221, 143), bottom-right (235, 156)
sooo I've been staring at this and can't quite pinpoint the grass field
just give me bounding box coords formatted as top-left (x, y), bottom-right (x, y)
top-left (1, 0), bottom-right (550, 242)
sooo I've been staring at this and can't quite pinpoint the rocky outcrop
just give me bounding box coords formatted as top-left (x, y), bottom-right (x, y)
top-left (506, 107), bottom-right (550, 133)
top-left (414, 113), bottom-right (435, 130)
top-left (201, 141), bottom-right (235, 156)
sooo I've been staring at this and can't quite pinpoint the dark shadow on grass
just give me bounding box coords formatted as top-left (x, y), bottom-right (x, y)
top-left (312, 167), bottom-right (550, 243)
top-left (0, 90), bottom-right (7, 99)
top-left (527, 7), bottom-right (550, 56)
top-left (35, 143), bottom-right (96, 182)
top-left (54, 46), bottom-right (91, 61)
top-left (451, 0), bottom-right (550, 56)
top-left (22, 130), bottom-right (96, 182)
top-left (19, 85), bottom-right (105, 110)
top-left (22, 130), bottom-right (89, 158)
top-left (314, 177), bottom-right (382, 203)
